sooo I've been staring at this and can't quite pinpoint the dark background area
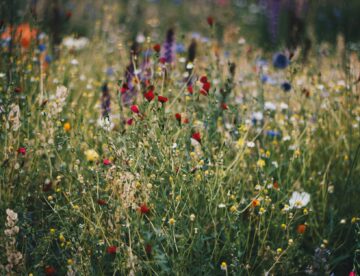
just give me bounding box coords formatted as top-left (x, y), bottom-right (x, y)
top-left (1, 0), bottom-right (359, 52)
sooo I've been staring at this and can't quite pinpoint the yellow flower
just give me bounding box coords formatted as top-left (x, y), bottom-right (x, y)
top-left (64, 122), bottom-right (71, 132)
top-left (257, 159), bottom-right (266, 168)
top-left (281, 224), bottom-right (287, 230)
top-left (238, 124), bottom-right (248, 132)
top-left (276, 248), bottom-right (282, 254)
top-left (59, 234), bottom-right (65, 242)
top-left (85, 149), bottom-right (99, 162)
top-left (168, 218), bottom-right (176, 225)
top-left (237, 138), bottom-right (245, 147)
top-left (259, 207), bottom-right (266, 215)
top-left (67, 259), bottom-right (73, 265)
top-left (220, 261), bottom-right (227, 270)
top-left (50, 228), bottom-right (56, 234)
top-left (303, 208), bottom-right (308, 215)
top-left (230, 205), bottom-right (237, 213)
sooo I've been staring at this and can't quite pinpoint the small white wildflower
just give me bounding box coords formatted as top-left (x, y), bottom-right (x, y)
top-left (186, 62), bottom-right (194, 69)
top-left (70, 59), bottom-right (79, 65)
top-left (264, 101), bottom-right (276, 111)
top-left (247, 141), bottom-right (255, 148)
top-left (289, 191), bottom-right (310, 209)
top-left (280, 102), bottom-right (289, 110)
top-left (136, 33), bottom-right (145, 43)
top-left (283, 136), bottom-right (291, 141)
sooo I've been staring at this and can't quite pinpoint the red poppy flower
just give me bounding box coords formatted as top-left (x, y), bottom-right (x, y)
top-left (175, 113), bottom-right (182, 122)
top-left (200, 89), bottom-right (208, 96)
top-left (139, 203), bottom-right (150, 215)
top-left (127, 118), bottom-right (133, 125)
top-left (144, 90), bottom-right (155, 102)
top-left (17, 147), bottom-right (26, 155)
top-left (120, 84), bottom-right (128, 94)
top-left (44, 266), bottom-right (56, 276)
top-left (297, 224), bottom-right (306, 234)
top-left (159, 57), bottom-right (166, 64)
top-left (158, 96), bottom-right (168, 103)
top-left (187, 85), bottom-right (193, 94)
top-left (130, 105), bottom-right (139, 114)
top-left (192, 132), bottom-right (201, 143)
top-left (200, 82), bottom-right (211, 96)
top-left (153, 44), bottom-right (161, 53)
top-left (202, 82), bottom-right (211, 91)
top-left (103, 159), bottom-right (111, 166)
top-left (200, 76), bottom-right (208, 84)
top-left (106, 245), bottom-right (117, 254)
top-left (207, 16), bottom-right (214, 26)
top-left (221, 103), bottom-right (228, 110)
top-left (97, 199), bottom-right (107, 206)
top-left (273, 181), bottom-right (279, 189)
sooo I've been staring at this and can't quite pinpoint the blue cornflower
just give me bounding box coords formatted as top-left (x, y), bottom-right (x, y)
top-left (273, 53), bottom-right (289, 69)
top-left (38, 44), bottom-right (46, 52)
top-left (45, 55), bottom-right (52, 63)
top-left (281, 82), bottom-right (292, 92)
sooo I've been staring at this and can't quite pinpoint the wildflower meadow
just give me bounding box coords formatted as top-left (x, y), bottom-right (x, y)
top-left (0, 0), bottom-right (360, 275)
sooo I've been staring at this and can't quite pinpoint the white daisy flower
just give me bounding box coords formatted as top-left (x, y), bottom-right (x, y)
top-left (289, 191), bottom-right (310, 209)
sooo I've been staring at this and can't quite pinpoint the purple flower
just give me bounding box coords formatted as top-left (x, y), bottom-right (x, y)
top-left (161, 28), bottom-right (176, 64)
top-left (101, 83), bottom-right (110, 117)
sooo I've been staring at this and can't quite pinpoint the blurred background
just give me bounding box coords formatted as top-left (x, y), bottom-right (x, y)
top-left (1, 0), bottom-right (360, 53)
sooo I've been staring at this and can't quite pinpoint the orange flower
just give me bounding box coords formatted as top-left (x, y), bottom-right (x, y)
top-left (63, 122), bottom-right (71, 132)
top-left (297, 224), bottom-right (306, 234)
top-left (252, 199), bottom-right (260, 207)
top-left (1, 23), bottom-right (37, 48)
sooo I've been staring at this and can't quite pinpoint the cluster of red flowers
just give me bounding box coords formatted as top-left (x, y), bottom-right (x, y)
top-left (199, 76), bottom-right (211, 96)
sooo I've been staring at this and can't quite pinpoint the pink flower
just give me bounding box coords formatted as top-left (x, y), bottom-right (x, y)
top-left (103, 159), bottom-right (111, 166)
top-left (17, 147), bottom-right (26, 155)
top-left (130, 105), bottom-right (139, 114)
